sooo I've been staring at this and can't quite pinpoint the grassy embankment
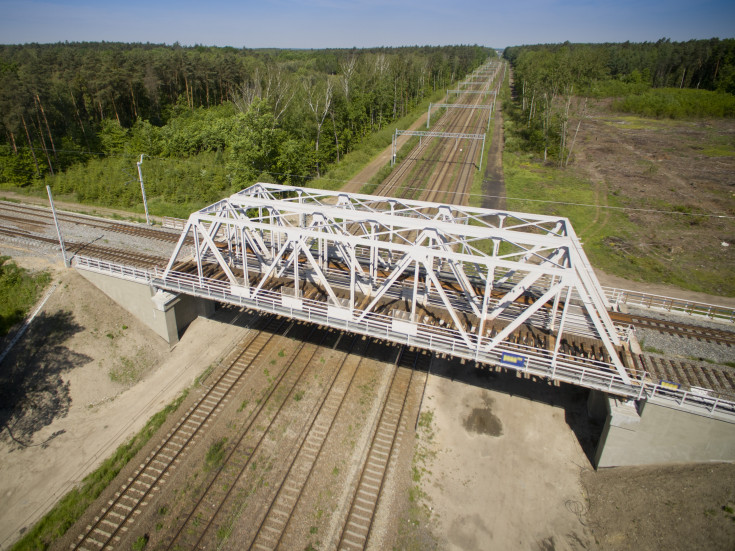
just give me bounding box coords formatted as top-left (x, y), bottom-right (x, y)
top-left (0, 257), bottom-right (51, 336)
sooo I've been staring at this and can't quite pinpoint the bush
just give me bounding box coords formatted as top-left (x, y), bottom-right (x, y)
top-left (613, 88), bottom-right (735, 118)
top-left (0, 257), bottom-right (50, 336)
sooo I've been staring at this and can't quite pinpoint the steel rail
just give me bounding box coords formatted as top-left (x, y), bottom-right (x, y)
top-left (72, 314), bottom-right (289, 551)
top-left (165, 322), bottom-right (332, 550)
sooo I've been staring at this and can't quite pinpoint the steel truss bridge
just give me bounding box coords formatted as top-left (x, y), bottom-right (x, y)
top-left (161, 183), bottom-right (637, 387)
top-left (74, 183), bottom-right (735, 419)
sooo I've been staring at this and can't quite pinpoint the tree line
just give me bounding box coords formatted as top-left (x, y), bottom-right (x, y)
top-left (502, 38), bottom-right (735, 165)
top-left (504, 38), bottom-right (735, 93)
top-left (0, 42), bottom-right (491, 188)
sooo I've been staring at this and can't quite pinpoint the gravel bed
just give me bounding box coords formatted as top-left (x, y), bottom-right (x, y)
top-left (1, 214), bottom-right (181, 267)
top-left (627, 306), bottom-right (735, 366)
top-left (626, 304), bottom-right (735, 331)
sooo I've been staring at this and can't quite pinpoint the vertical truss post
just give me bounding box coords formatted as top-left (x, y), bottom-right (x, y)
top-left (551, 284), bottom-right (574, 378)
top-left (369, 222), bottom-right (377, 292)
top-left (293, 236), bottom-right (299, 298)
top-left (411, 258), bottom-right (420, 322)
top-left (194, 229), bottom-right (203, 285)
top-left (349, 256), bottom-right (356, 311)
top-left (476, 263), bottom-right (494, 354)
top-left (240, 226), bottom-right (249, 289)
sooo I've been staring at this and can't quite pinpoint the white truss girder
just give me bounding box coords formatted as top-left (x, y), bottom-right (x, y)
top-left (163, 183), bottom-right (629, 383)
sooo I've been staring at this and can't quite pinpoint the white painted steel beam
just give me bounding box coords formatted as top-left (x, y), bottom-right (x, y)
top-left (163, 183), bottom-right (631, 383)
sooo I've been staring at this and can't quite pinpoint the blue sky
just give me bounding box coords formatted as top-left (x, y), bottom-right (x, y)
top-left (1, 0), bottom-right (733, 48)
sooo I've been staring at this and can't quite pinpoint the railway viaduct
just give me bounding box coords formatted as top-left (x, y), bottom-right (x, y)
top-left (74, 182), bottom-right (735, 468)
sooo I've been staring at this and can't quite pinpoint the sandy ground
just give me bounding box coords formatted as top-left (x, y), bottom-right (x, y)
top-left (408, 359), bottom-right (595, 551)
top-left (0, 252), bottom-right (250, 550)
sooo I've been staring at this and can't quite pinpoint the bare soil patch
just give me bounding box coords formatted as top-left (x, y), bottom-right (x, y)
top-left (583, 462), bottom-right (735, 550)
top-left (571, 101), bottom-right (735, 297)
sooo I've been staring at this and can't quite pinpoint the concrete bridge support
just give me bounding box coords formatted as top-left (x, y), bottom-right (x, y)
top-left (77, 268), bottom-right (214, 345)
top-left (589, 391), bottom-right (735, 468)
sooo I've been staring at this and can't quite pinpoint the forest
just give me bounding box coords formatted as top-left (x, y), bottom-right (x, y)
top-left (502, 38), bottom-right (735, 164)
top-left (0, 42), bottom-right (490, 212)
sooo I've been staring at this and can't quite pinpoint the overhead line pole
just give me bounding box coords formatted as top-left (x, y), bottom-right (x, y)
top-left (136, 154), bottom-right (152, 225)
top-left (46, 185), bottom-right (69, 267)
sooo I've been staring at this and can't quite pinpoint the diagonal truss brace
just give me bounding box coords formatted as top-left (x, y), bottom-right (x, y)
top-left (162, 183), bottom-right (630, 383)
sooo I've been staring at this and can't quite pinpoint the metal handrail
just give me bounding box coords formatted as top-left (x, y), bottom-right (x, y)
top-left (604, 286), bottom-right (735, 323)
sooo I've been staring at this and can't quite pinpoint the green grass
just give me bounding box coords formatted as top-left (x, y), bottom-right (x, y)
top-left (613, 88), bottom-right (735, 119)
top-left (0, 256), bottom-right (51, 336)
top-left (132, 534), bottom-right (149, 550)
top-left (204, 437), bottom-right (228, 471)
top-left (503, 150), bottom-right (662, 279)
top-left (10, 389), bottom-right (189, 551)
top-left (700, 144), bottom-right (735, 157)
top-left (600, 115), bottom-right (676, 131)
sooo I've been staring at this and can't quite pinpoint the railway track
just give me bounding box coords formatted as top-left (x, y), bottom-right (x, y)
top-left (611, 311), bottom-right (735, 347)
top-left (634, 353), bottom-right (735, 398)
top-left (247, 334), bottom-right (369, 550)
top-left (71, 314), bottom-right (291, 551)
top-left (378, 63), bottom-right (501, 202)
top-left (68, 316), bottom-right (427, 551)
top-left (164, 321), bottom-right (340, 549)
top-left (337, 346), bottom-right (428, 550)
top-left (0, 226), bottom-right (167, 268)
top-left (0, 201), bottom-right (184, 243)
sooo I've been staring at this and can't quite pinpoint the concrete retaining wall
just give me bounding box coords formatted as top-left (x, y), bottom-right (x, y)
top-left (77, 269), bottom-right (214, 344)
top-left (592, 391), bottom-right (735, 468)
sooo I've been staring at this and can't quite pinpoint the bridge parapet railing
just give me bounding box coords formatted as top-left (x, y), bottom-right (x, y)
top-left (161, 217), bottom-right (187, 231)
top-left (74, 255), bottom-right (154, 284)
top-left (605, 287), bottom-right (735, 323)
top-left (71, 256), bottom-right (735, 422)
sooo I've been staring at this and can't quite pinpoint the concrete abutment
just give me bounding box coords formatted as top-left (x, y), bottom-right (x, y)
top-left (589, 390), bottom-right (735, 468)
top-left (77, 268), bottom-right (214, 344)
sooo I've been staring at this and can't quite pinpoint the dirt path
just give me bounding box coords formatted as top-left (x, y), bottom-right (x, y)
top-left (481, 91), bottom-right (506, 210)
top-left (341, 109), bottom-right (432, 194)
